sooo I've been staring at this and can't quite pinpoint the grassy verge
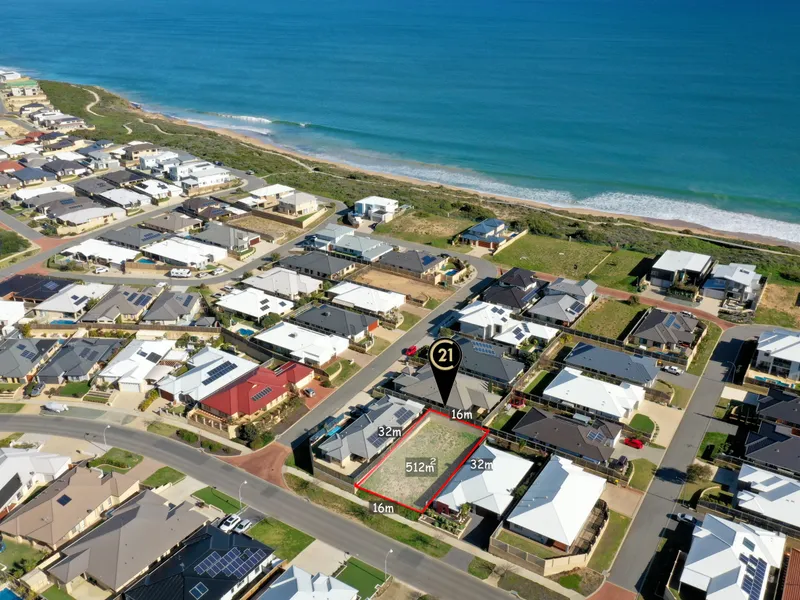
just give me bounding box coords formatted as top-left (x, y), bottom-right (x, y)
top-left (0, 403), bottom-right (23, 413)
top-left (467, 557), bottom-right (495, 580)
top-left (398, 310), bottom-right (421, 331)
top-left (588, 510), bottom-right (632, 572)
top-left (679, 480), bottom-right (717, 506)
top-left (0, 432), bottom-right (22, 447)
top-left (142, 467), bottom-right (185, 488)
top-left (577, 299), bottom-right (644, 340)
top-left (688, 322), bottom-right (723, 376)
top-left (0, 383), bottom-right (21, 392)
top-left (671, 384), bottom-right (693, 410)
top-left (696, 431), bottom-right (732, 462)
top-left (498, 571), bottom-right (568, 600)
top-left (368, 336), bottom-right (391, 356)
top-left (498, 529), bottom-right (562, 559)
top-left (325, 359), bottom-right (361, 383)
top-left (630, 413), bottom-right (655, 435)
top-left (249, 517), bottom-right (315, 561)
top-left (286, 474), bottom-right (451, 558)
top-left (423, 297), bottom-right (441, 310)
top-left (193, 486), bottom-right (242, 513)
top-left (88, 448), bottom-right (143, 473)
top-left (630, 459), bottom-right (657, 492)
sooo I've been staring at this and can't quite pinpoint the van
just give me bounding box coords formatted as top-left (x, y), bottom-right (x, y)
top-left (169, 268), bottom-right (191, 278)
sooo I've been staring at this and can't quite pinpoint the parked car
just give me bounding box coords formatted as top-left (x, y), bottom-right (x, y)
top-left (196, 272), bottom-right (208, 279)
top-left (94, 266), bottom-right (109, 274)
top-left (30, 382), bottom-right (46, 398)
top-left (663, 365), bottom-right (683, 375)
top-left (169, 268), bottom-right (191, 278)
top-left (43, 401), bottom-right (68, 413)
top-left (233, 519), bottom-right (252, 534)
top-left (673, 513), bottom-right (700, 526)
top-left (615, 455), bottom-right (629, 470)
top-left (212, 268), bottom-right (225, 276)
top-left (623, 437), bottom-right (644, 450)
top-left (405, 345), bottom-right (418, 357)
top-left (219, 514), bottom-right (241, 533)
top-left (303, 388), bottom-right (316, 398)
top-left (214, 161), bottom-right (224, 167)
top-left (156, 282), bottom-right (167, 288)
top-left (245, 170), bottom-right (255, 175)
top-left (680, 310), bottom-right (695, 318)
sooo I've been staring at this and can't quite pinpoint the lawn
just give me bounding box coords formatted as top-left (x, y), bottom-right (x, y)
top-left (249, 517), bottom-right (315, 561)
top-left (0, 403), bottom-right (23, 413)
top-left (588, 510), bottom-right (631, 573)
top-left (0, 432), bottom-right (22, 447)
top-left (147, 421), bottom-right (179, 437)
top-left (337, 558), bottom-right (388, 598)
top-left (696, 431), bottom-right (732, 462)
top-left (523, 370), bottom-right (557, 395)
top-left (630, 414), bottom-right (655, 435)
top-left (398, 310), bottom-right (421, 331)
top-left (194, 487), bottom-right (242, 513)
top-left (56, 380), bottom-right (91, 398)
top-left (88, 448), bottom-right (143, 473)
top-left (679, 480), bottom-right (718, 506)
top-left (83, 395), bottom-right (109, 404)
top-left (468, 557), bottom-right (495, 580)
top-left (630, 459), bottom-right (657, 492)
top-left (368, 336), bottom-right (391, 356)
top-left (0, 538), bottom-right (45, 575)
top-left (490, 235), bottom-right (610, 279)
top-left (142, 467), bottom-right (185, 488)
top-left (577, 299), bottom-right (644, 340)
top-left (558, 574), bottom-right (582, 591)
top-left (754, 306), bottom-right (798, 328)
top-left (498, 571), bottom-right (569, 600)
top-left (286, 474), bottom-right (452, 558)
top-left (656, 380), bottom-right (693, 410)
top-left (374, 213), bottom-right (474, 249)
top-left (589, 249), bottom-right (653, 293)
top-left (687, 322), bottom-right (723, 376)
top-left (498, 529), bottom-right (563, 559)
top-left (325, 359), bottom-right (361, 384)
top-left (42, 585), bottom-right (76, 600)
top-left (0, 383), bottom-right (21, 392)
top-left (423, 297), bottom-right (441, 310)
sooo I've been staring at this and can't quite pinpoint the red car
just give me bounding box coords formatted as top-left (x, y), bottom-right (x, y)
top-left (405, 345), bottom-right (418, 357)
top-left (623, 437), bottom-right (644, 450)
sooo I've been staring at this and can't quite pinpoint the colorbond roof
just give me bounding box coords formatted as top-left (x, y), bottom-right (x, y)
top-left (652, 250), bottom-right (712, 274)
top-left (565, 342), bottom-right (659, 386)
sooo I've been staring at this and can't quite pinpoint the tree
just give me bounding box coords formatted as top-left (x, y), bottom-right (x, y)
top-left (85, 297), bottom-right (100, 310)
top-left (18, 322), bottom-right (31, 338)
top-left (686, 463), bottom-right (713, 483)
top-left (242, 271), bottom-right (254, 279)
top-left (239, 423), bottom-right (259, 444)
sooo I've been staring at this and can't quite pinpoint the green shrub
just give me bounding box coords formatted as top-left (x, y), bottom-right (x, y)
top-left (176, 429), bottom-right (199, 443)
top-left (201, 440), bottom-right (222, 452)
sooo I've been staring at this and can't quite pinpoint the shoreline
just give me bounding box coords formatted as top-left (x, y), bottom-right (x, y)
top-left (127, 99), bottom-right (798, 251)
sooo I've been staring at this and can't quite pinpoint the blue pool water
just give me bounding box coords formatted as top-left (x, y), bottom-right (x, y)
top-left (137, 258), bottom-right (156, 264)
top-left (0, 588), bottom-right (23, 600)
top-left (445, 270), bottom-right (458, 276)
top-left (51, 319), bottom-right (76, 325)
top-left (238, 328), bottom-right (256, 336)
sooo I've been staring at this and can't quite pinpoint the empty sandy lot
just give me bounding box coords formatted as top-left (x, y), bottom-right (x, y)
top-left (354, 268), bottom-right (452, 302)
top-left (228, 215), bottom-right (301, 243)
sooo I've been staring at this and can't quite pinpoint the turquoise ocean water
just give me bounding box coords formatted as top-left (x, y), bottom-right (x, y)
top-left (2, 0), bottom-right (799, 242)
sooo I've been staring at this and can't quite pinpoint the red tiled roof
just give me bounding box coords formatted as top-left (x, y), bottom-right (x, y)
top-left (200, 362), bottom-right (311, 417)
top-left (0, 161), bottom-right (23, 173)
top-left (784, 549), bottom-right (800, 600)
top-left (277, 361), bottom-right (313, 385)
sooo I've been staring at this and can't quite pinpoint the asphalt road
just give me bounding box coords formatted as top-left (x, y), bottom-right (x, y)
top-left (609, 324), bottom-right (767, 594)
top-left (0, 414), bottom-right (514, 600)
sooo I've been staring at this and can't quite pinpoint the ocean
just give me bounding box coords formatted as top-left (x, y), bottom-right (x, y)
top-left (2, 0), bottom-right (800, 242)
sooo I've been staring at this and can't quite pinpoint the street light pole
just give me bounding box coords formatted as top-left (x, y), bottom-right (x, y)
top-left (384, 549), bottom-right (393, 581)
top-left (238, 480), bottom-right (247, 511)
top-left (103, 425), bottom-right (110, 447)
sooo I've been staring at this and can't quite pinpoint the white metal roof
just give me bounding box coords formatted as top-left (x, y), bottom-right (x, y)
top-left (156, 346), bottom-right (258, 402)
top-left (0, 448), bottom-right (71, 494)
top-left (249, 183), bottom-right (295, 198)
top-left (328, 281), bottom-right (405, 314)
top-left (544, 367), bottom-right (644, 420)
top-left (681, 514), bottom-right (785, 600)
top-left (243, 267), bottom-right (322, 298)
top-left (59, 206), bottom-right (125, 225)
top-left (131, 179), bottom-right (182, 197)
top-left (458, 301), bottom-right (515, 328)
top-left (63, 239), bottom-right (139, 265)
top-left (35, 282), bottom-right (113, 315)
top-left (100, 188), bottom-right (150, 208)
top-left (709, 263), bottom-right (759, 287)
top-left (146, 238), bottom-right (227, 267)
top-left (255, 565), bottom-right (357, 600)
top-left (254, 322), bottom-right (348, 365)
top-left (0, 300), bottom-right (26, 328)
top-left (215, 288), bottom-right (294, 320)
top-left (493, 321), bottom-right (558, 345)
top-left (507, 456), bottom-right (605, 547)
top-left (652, 250), bottom-right (712, 273)
top-left (53, 151), bottom-right (86, 162)
top-left (13, 183), bottom-right (73, 201)
top-left (737, 464), bottom-right (800, 529)
top-left (99, 339), bottom-right (176, 385)
top-left (757, 329), bottom-right (800, 364)
top-left (436, 444), bottom-right (532, 515)
top-left (355, 196), bottom-right (398, 210)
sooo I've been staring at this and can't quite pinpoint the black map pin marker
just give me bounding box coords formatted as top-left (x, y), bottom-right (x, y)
top-left (428, 337), bottom-right (462, 409)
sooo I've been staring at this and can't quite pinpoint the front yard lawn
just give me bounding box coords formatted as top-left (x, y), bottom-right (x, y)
top-left (368, 336), bottom-right (391, 356)
top-left (697, 431), bottom-right (732, 462)
top-left (88, 447), bottom-right (143, 473)
top-left (630, 414), bottom-right (655, 435)
top-left (687, 322), bottom-right (723, 376)
top-left (142, 466), bottom-right (185, 488)
top-left (0, 383), bottom-right (21, 391)
top-left (249, 517), bottom-right (315, 561)
top-left (588, 510), bottom-right (631, 572)
top-left (630, 458), bottom-right (657, 492)
top-left (194, 486), bottom-right (242, 513)
top-left (491, 234), bottom-right (610, 280)
top-left (398, 310), bottom-right (421, 331)
top-left (0, 403), bottom-right (23, 413)
top-left (325, 359), bottom-right (361, 384)
top-left (336, 558), bottom-right (388, 599)
top-left (577, 299), bottom-right (644, 340)
top-left (56, 381), bottom-right (91, 398)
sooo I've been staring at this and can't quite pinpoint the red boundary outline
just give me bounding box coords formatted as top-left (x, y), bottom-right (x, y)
top-left (354, 408), bottom-right (489, 514)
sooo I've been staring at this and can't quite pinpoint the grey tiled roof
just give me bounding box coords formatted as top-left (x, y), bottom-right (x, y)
top-left (631, 309), bottom-right (698, 345)
top-left (565, 342), bottom-right (659, 386)
top-left (38, 338), bottom-right (121, 381)
top-left (142, 292), bottom-right (200, 322)
top-left (294, 304), bottom-right (377, 339)
top-left (0, 339), bottom-right (57, 379)
top-left (378, 250), bottom-right (444, 274)
top-left (280, 252), bottom-right (355, 277)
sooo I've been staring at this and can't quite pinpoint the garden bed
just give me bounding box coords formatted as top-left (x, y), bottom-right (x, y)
top-left (146, 422), bottom-right (241, 456)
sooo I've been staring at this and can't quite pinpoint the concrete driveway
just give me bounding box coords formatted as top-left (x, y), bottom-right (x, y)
top-left (292, 539), bottom-right (348, 574)
top-left (637, 400), bottom-right (684, 447)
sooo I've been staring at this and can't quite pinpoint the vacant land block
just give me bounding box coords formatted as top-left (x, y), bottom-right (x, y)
top-left (228, 215), bottom-right (299, 242)
top-left (358, 412), bottom-right (484, 511)
top-left (354, 268), bottom-right (452, 302)
top-left (589, 249), bottom-right (653, 293)
top-left (577, 299), bottom-right (645, 340)
top-left (375, 213), bottom-right (474, 248)
top-left (491, 235), bottom-right (610, 279)
top-left (755, 282), bottom-right (800, 328)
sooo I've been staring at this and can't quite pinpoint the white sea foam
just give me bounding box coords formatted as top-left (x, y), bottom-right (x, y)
top-left (212, 112), bottom-right (273, 125)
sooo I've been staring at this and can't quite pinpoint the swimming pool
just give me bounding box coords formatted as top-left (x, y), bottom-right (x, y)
top-left (51, 319), bottom-right (76, 325)
top-left (137, 258), bottom-right (156, 264)
top-left (0, 588), bottom-right (23, 600)
top-left (445, 269), bottom-right (458, 276)
top-left (238, 328), bottom-right (256, 336)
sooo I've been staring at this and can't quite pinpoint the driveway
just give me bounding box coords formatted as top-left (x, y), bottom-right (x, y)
top-left (636, 400), bottom-right (684, 447)
top-left (601, 485), bottom-right (642, 518)
top-left (223, 443), bottom-right (291, 489)
top-left (292, 539), bottom-right (348, 574)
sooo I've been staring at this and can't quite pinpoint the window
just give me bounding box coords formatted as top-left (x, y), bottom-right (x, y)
top-left (742, 538), bottom-right (755, 552)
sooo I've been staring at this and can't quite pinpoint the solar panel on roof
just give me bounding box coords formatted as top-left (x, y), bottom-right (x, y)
top-left (79, 348), bottom-right (91, 359)
top-left (472, 340), bottom-right (497, 357)
top-left (252, 387), bottom-right (273, 401)
top-left (367, 432), bottom-right (383, 447)
top-left (44, 281), bottom-right (59, 290)
top-left (76, 296), bottom-right (89, 305)
top-left (182, 296), bottom-right (193, 307)
top-left (201, 361), bottom-right (236, 386)
top-left (16, 344), bottom-right (25, 351)
top-left (587, 430), bottom-right (605, 443)
top-left (189, 583), bottom-right (208, 599)
top-left (127, 294), bottom-right (139, 304)
top-left (146, 352), bottom-right (160, 363)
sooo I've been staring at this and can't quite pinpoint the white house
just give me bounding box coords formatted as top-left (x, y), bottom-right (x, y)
top-left (458, 301), bottom-right (558, 346)
top-left (242, 267), bottom-right (322, 300)
top-left (248, 184), bottom-right (295, 207)
top-left (62, 239), bottom-right (139, 268)
top-left (0, 300), bottom-right (26, 335)
top-left (215, 288), bottom-right (294, 321)
top-left (543, 367), bottom-right (644, 421)
top-left (0, 71), bottom-right (22, 83)
top-left (680, 514), bottom-right (785, 600)
top-left (506, 456), bottom-right (605, 552)
top-left (12, 183), bottom-right (73, 203)
top-left (354, 196), bottom-right (398, 222)
top-left (256, 566), bottom-right (357, 600)
top-left (254, 322), bottom-right (348, 366)
top-left (33, 283), bottom-right (113, 322)
top-left (97, 339), bottom-right (177, 392)
top-left (145, 237), bottom-right (227, 269)
top-left (131, 179), bottom-right (182, 201)
top-left (157, 346), bottom-right (258, 403)
top-left (650, 250), bottom-right (714, 290)
top-left (56, 206), bottom-right (125, 229)
top-left (754, 329), bottom-right (800, 382)
top-left (435, 445), bottom-right (532, 517)
top-left (100, 188), bottom-right (149, 209)
top-left (0, 448), bottom-right (72, 513)
top-left (327, 281), bottom-right (405, 316)
top-left (736, 464), bottom-right (800, 530)
top-left (703, 263), bottom-right (763, 303)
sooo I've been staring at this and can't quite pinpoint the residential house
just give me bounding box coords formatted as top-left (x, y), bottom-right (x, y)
top-left (142, 292), bottom-right (202, 325)
top-left (101, 169), bottom-right (149, 188)
top-left (144, 237), bottom-right (228, 269)
top-left (702, 263), bottom-right (763, 303)
top-left (434, 445), bottom-right (532, 518)
top-left (0, 71), bottom-right (22, 82)
top-left (392, 364), bottom-right (502, 415)
top-left (215, 288), bottom-right (294, 322)
top-left (455, 336), bottom-right (525, 385)
top-left (182, 196), bottom-right (232, 221)
top-left (62, 239), bottom-right (140, 268)
top-left (143, 212), bottom-right (202, 234)
top-left (47, 490), bottom-right (208, 594)
top-left (0, 300), bottom-right (27, 335)
top-left (650, 250), bottom-right (714, 290)
top-left (12, 183), bottom-right (73, 204)
top-left (527, 282), bottom-right (594, 326)
top-left (247, 184), bottom-right (295, 207)
top-left (37, 338), bottom-right (122, 384)
top-left (177, 165), bottom-right (233, 194)
top-left (192, 222), bottom-right (261, 254)
top-left (0, 466), bottom-right (139, 551)
top-left (755, 392), bottom-right (800, 429)
top-left (99, 188), bottom-right (149, 209)
top-left (679, 514), bottom-right (784, 600)
top-left (327, 281), bottom-right (405, 317)
top-left (123, 525), bottom-right (278, 600)
top-left (628, 309), bottom-right (699, 354)
top-left (280, 252), bottom-right (357, 280)
top-left (97, 339), bottom-right (179, 392)
top-left (565, 342), bottom-right (660, 387)
top-left (157, 347), bottom-right (258, 403)
top-left (254, 322), bottom-right (348, 366)
top-left (129, 179), bottom-right (182, 202)
top-left (79, 286), bottom-right (160, 324)
top-left (506, 456), bottom-right (606, 553)
top-left (122, 142), bottom-right (160, 162)
top-left (354, 196), bottom-right (398, 223)
top-left (256, 566), bottom-right (357, 600)
top-left (99, 226), bottom-right (169, 251)
top-left (318, 395), bottom-right (424, 467)
top-left (0, 339), bottom-right (59, 384)
top-left (32, 282), bottom-right (113, 322)
top-left (0, 173), bottom-right (20, 190)
top-left (191, 363), bottom-right (314, 438)
top-left (736, 464), bottom-right (800, 531)
top-left (512, 407), bottom-right (622, 464)
top-left (242, 267), bottom-right (322, 300)
top-left (457, 301), bottom-right (558, 347)
top-left (294, 304), bottom-right (378, 342)
top-left (0, 160), bottom-right (23, 174)
top-left (459, 218), bottom-right (507, 249)
top-left (545, 278), bottom-right (597, 306)
top-left (377, 250), bottom-right (445, 281)
top-left (745, 423), bottom-right (800, 477)
top-left (310, 224), bottom-right (392, 262)
top-left (481, 269), bottom-right (542, 312)
top-left (754, 329), bottom-right (800, 382)
top-left (72, 177), bottom-right (115, 197)
top-left (37, 195), bottom-right (97, 218)
top-left (138, 149), bottom-right (179, 171)
top-left (0, 449), bottom-right (71, 516)
top-left (13, 167), bottom-right (56, 186)
top-left (52, 205), bottom-right (125, 234)
top-left (276, 191), bottom-right (319, 216)
top-left (83, 150), bottom-right (119, 172)
top-left (0, 274), bottom-right (72, 303)
top-left (543, 367), bottom-right (644, 421)
top-left (42, 159), bottom-right (88, 179)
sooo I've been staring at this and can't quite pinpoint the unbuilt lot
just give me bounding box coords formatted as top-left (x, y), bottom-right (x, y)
top-left (358, 411), bottom-right (485, 511)
top-left (354, 267), bottom-right (452, 303)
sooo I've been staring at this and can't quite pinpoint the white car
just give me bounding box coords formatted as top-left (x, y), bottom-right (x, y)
top-left (233, 519), bottom-right (252, 534)
top-left (94, 266), bottom-right (109, 274)
top-left (674, 513), bottom-right (700, 526)
top-left (169, 268), bottom-right (191, 278)
top-left (663, 365), bottom-right (683, 375)
top-left (212, 268), bottom-right (225, 276)
top-left (44, 402), bottom-right (69, 413)
top-left (219, 514), bottom-right (241, 533)
top-left (156, 282), bottom-right (167, 288)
